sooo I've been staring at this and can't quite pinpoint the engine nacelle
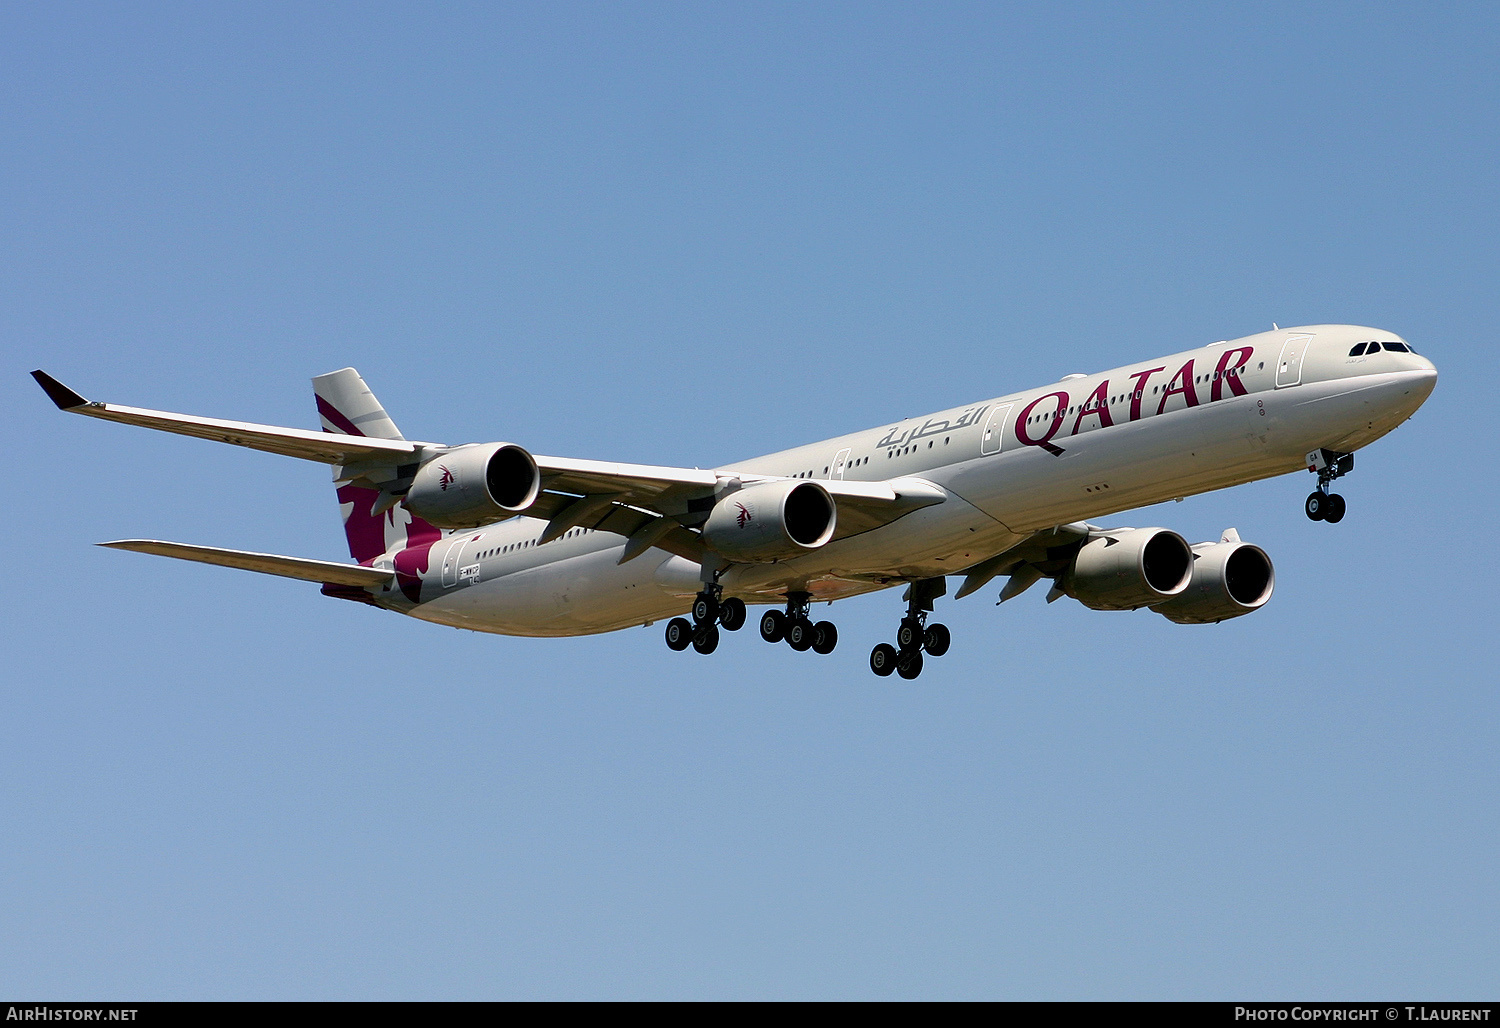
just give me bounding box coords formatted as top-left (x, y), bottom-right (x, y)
top-left (1062, 527), bottom-right (1193, 610)
top-left (403, 443), bottom-right (540, 529)
top-left (701, 480), bottom-right (836, 562)
top-left (1152, 539), bottom-right (1275, 624)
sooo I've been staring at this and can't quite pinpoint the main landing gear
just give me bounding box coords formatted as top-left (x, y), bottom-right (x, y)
top-left (665, 588), bottom-right (747, 655)
top-left (1304, 448), bottom-right (1353, 524)
top-left (758, 591), bottom-right (838, 655)
top-left (870, 578), bottom-right (949, 680)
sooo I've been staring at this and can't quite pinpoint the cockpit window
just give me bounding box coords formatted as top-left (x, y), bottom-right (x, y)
top-left (1382, 341), bottom-right (1410, 353)
top-left (1349, 343), bottom-right (1369, 356)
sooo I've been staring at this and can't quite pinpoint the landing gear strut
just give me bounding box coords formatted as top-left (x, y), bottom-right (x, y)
top-left (870, 578), bottom-right (949, 679)
top-left (665, 581), bottom-right (747, 655)
top-left (1305, 448), bottom-right (1353, 524)
top-left (758, 592), bottom-right (838, 655)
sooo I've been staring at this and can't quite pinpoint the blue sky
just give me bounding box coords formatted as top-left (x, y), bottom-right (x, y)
top-left (3, 2), bottom-right (1496, 999)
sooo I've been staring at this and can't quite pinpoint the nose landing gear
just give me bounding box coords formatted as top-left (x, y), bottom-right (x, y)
top-left (758, 592), bottom-right (838, 655)
top-left (1305, 448), bottom-right (1353, 524)
top-left (1304, 491), bottom-right (1346, 523)
top-left (870, 578), bottom-right (949, 679)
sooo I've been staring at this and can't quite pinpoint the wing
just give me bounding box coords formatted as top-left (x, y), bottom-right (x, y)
top-left (35, 370), bottom-right (946, 562)
top-left (953, 522), bottom-right (1091, 599)
top-left (100, 539), bottom-right (394, 588)
top-left (522, 457), bottom-right (948, 563)
top-left (32, 370), bottom-right (428, 465)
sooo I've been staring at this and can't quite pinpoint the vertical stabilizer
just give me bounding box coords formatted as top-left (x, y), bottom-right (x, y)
top-left (313, 369), bottom-right (441, 581)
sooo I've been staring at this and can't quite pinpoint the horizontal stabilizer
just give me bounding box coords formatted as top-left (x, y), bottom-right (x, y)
top-left (32, 370), bottom-right (428, 466)
top-left (100, 540), bottom-right (393, 588)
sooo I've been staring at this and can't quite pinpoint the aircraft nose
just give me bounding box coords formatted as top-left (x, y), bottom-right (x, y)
top-left (1401, 357), bottom-right (1438, 408)
top-left (1411, 353), bottom-right (1437, 390)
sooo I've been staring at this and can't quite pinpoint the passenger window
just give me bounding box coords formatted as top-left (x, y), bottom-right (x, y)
top-left (1349, 343), bottom-right (1368, 356)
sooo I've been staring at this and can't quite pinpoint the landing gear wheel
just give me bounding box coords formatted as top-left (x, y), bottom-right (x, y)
top-left (759, 609), bottom-right (786, 643)
top-left (719, 597), bottom-right (746, 631)
top-left (870, 643), bottom-right (898, 677)
top-left (896, 618), bottom-right (924, 651)
top-left (787, 618), bottom-right (815, 652)
top-left (692, 594), bottom-right (719, 625)
top-left (897, 649), bottom-right (924, 680)
top-left (1307, 449), bottom-right (1356, 522)
top-left (812, 621), bottom-right (838, 655)
top-left (923, 623), bottom-right (951, 657)
top-left (1323, 493), bottom-right (1346, 524)
top-left (665, 617), bottom-right (693, 651)
top-left (692, 623), bottom-right (720, 654)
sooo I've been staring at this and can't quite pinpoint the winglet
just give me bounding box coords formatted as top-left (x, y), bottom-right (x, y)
top-left (30, 370), bottom-right (88, 409)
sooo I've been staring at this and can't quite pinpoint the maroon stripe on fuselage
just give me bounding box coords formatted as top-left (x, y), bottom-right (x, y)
top-left (394, 536), bottom-right (440, 603)
top-left (316, 394), bottom-right (365, 437)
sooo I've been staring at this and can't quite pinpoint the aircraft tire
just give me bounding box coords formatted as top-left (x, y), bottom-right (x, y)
top-left (923, 623), bottom-right (951, 657)
top-left (759, 609), bottom-right (786, 643)
top-left (897, 649), bottom-right (924, 680)
top-left (665, 617), bottom-right (693, 651)
top-left (719, 597), bottom-right (747, 631)
top-left (870, 643), bottom-right (898, 677)
top-left (896, 618), bottom-right (923, 651)
top-left (692, 623), bottom-right (720, 655)
top-left (1323, 493), bottom-right (1346, 523)
top-left (812, 621), bottom-right (838, 655)
top-left (787, 618), bottom-right (815, 651)
top-left (1305, 492), bottom-right (1326, 521)
top-left (692, 594), bottom-right (719, 625)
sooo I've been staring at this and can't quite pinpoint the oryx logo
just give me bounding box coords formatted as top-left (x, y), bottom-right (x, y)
top-left (438, 465), bottom-right (454, 491)
top-left (735, 502), bottom-right (752, 528)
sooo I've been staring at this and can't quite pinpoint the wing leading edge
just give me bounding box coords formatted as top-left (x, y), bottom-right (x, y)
top-left (31, 370), bottom-right (426, 466)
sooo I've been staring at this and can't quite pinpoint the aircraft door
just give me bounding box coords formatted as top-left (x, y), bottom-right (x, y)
top-left (440, 537), bottom-right (465, 587)
top-left (1275, 334), bottom-right (1313, 388)
top-left (980, 404), bottom-right (1013, 455)
top-left (830, 447), bottom-right (851, 480)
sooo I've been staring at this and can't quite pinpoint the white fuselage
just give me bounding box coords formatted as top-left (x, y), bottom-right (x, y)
top-left (387, 325), bottom-right (1436, 637)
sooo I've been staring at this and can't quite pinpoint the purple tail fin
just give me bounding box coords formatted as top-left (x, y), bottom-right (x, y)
top-left (312, 369), bottom-right (441, 578)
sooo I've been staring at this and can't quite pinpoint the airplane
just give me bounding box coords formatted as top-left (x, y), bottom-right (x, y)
top-left (32, 324), bottom-right (1436, 678)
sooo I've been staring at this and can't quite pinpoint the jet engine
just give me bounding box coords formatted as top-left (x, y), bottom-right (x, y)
top-left (701, 480), bottom-right (836, 562)
top-left (403, 443), bottom-right (540, 528)
top-left (1151, 534), bottom-right (1274, 624)
top-left (1061, 527), bottom-right (1193, 610)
